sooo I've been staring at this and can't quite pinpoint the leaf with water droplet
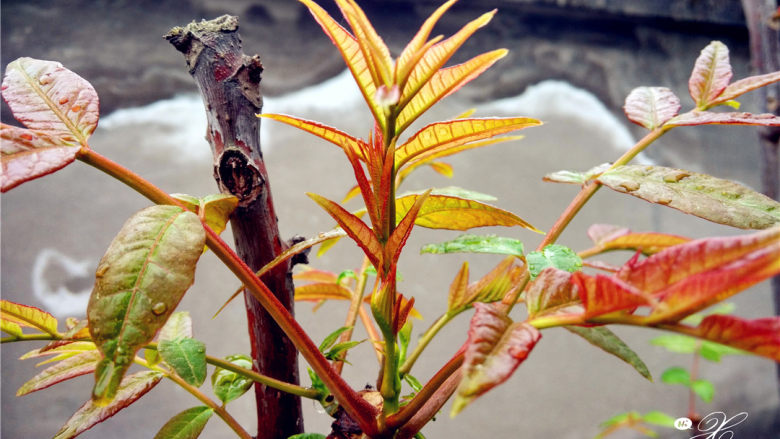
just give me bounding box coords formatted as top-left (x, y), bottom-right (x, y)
top-left (87, 205), bottom-right (205, 404)
top-left (211, 354), bottom-right (253, 405)
top-left (159, 337), bottom-right (207, 387)
top-left (598, 165), bottom-right (780, 229)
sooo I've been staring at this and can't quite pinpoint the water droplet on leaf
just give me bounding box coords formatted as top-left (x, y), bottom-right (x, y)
top-left (152, 302), bottom-right (167, 316)
top-left (618, 181), bottom-right (640, 192)
top-left (59, 97), bottom-right (69, 105)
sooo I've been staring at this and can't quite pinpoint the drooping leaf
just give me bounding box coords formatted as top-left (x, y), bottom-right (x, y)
top-left (526, 245), bottom-right (582, 279)
top-left (260, 114), bottom-right (366, 160)
top-left (691, 314), bottom-right (780, 361)
top-left (1, 299), bottom-right (59, 336)
top-left (159, 338), bottom-right (207, 387)
top-left (395, 192), bottom-right (539, 232)
top-left (295, 283), bottom-right (353, 302)
top-left (421, 234), bottom-right (524, 257)
top-left (710, 70), bottom-right (780, 107)
top-left (158, 311), bottom-right (193, 343)
top-left (543, 163), bottom-right (611, 185)
top-left (53, 370), bottom-right (163, 439)
top-left (564, 326), bottom-right (651, 380)
top-left (688, 41), bottom-right (732, 109)
top-left (398, 10), bottom-right (497, 132)
top-left (396, 50), bottom-right (512, 134)
top-left (665, 111), bottom-right (780, 127)
top-left (452, 303), bottom-right (541, 416)
top-left (211, 354), bottom-right (253, 405)
top-left (598, 165), bottom-right (780, 229)
top-left (308, 193), bottom-right (381, 268)
top-left (395, 117), bottom-right (540, 168)
top-left (299, 0), bottom-right (386, 129)
top-left (17, 350), bottom-right (101, 396)
top-left (623, 86), bottom-right (681, 130)
top-left (153, 406), bottom-right (214, 439)
top-left (525, 268), bottom-right (581, 319)
top-left (88, 205), bottom-right (206, 404)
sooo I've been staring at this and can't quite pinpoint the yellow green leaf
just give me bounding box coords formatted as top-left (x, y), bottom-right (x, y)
top-left (395, 192), bottom-right (540, 233)
top-left (336, 0), bottom-right (393, 87)
top-left (299, 0), bottom-right (386, 130)
top-left (396, 49), bottom-right (509, 134)
top-left (447, 262), bottom-right (470, 312)
top-left (398, 10), bottom-right (497, 129)
top-left (1, 319), bottom-right (23, 337)
top-left (1, 300), bottom-right (59, 337)
top-left (295, 283), bottom-right (353, 302)
top-left (394, 0), bottom-right (457, 86)
top-left (395, 117), bottom-right (540, 168)
top-left (260, 113), bottom-right (365, 160)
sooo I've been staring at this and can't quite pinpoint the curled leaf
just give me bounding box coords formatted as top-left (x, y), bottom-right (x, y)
top-left (88, 205), bottom-right (206, 404)
top-left (211, 354), bottom-right (254, 405)
top-left (452, 303), bottom-right (540, 416)
top-left (598, 165), bottom-right (780, 229)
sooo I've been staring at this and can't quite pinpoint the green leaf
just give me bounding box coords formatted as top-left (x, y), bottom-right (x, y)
top-left (398, 320), bottom-right (413, 365)
top-left (307, 367), bottom-right (328, 397)
top-left (452, 303), bottom-right (541, 416)
top-left (598, 165), bottom-right (780, 229)
top-left (158, 311), bottom-right (193, 342)
top-left (318, 326), bottom-right (352, 352)
top-left (660, 366), bottom-right (690, 386)
top-left (691, 379), bottom-right (715, 403)
top-left (287, 434), bottom-right (327, 439)
top-left (403, 374), bottom-right (423, 393)
top-left (88, 205), bottom-right (205, 404)
top-left (526, 244), bottom-right (582, 279)
top-left (651, 334), bottom-right (700, 354)
top-left (543, 163), bottom-right (610, 185)
top-left (324, 340), bottom-right (364, 361)
top-left (421, 234), bottom-right (524, 257)
top-left (623, 86), bottom-right (681, 130)
top-left (159, 338), bottom-right (207, 387)
top-left (54, 371), bottom-right (163, 439)
top-left (682, 302), bottom-right (736, 326)
top-left (642, 411), bottom-right (677, 428)
top-left (565, 326), bottom-right (651, 380)
top-left (153, 406), bottom-right (214, 439)
top-left (699, 341), bottom-right (744, 362)
top-left (212, 354), bottom-right (253, 405)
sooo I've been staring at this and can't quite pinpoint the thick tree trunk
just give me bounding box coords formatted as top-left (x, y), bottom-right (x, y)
top-left (741, 0), bottom-right (780, 402)
top-left (166, 16), bottom-right (303, 439)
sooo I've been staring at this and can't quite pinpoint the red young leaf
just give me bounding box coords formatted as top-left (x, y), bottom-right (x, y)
top-left (692, 315), bottom-right (780, 361)
top-left (53, 371), bottom-right (163, 439)
top-left (452, 303), bottom-right (541, 416)
top-left (623, 86), bottom-right (681, 130)
top-left (573, 271), bottom-right (654, 319)
top-left (17, 350), bottom-right (101, 396)
top-left (386, 189), bottom-right (431, 265)
top-left (525, 268), bottom-right (581, 319)
top-left (688, 41), bottom-right (732, 109)
top-left (709, 70), bottom-right (780, 107)
top-left (308, 192), bottom-right (382, 268)
top-left (2, 57), bottom-right (99, 143)
top-left (447, 262), bottom-right (470, 312)
top-left (584, 224), bottom-right (691, 257)
top-left (666, 111), bottom-right (780, 128)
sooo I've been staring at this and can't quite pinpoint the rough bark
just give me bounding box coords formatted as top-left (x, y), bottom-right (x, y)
top-left (741, 0), bottom-right (780, 402)
top-left (165, 15), bottom-right (303, 439)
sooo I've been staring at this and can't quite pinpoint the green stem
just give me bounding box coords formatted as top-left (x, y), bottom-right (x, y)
top-left (399, 312), bottom-right (454, 376)
top-left (76, 148), bottom-right (380, 436)
top-left (136, 358), bottom-right (252, 439)
top-left (536, 127), bottom-right (670, 250)
top-left (1, 333), bottom-right (67, 343)
top-left (205, 353), bottom-right (320, 400)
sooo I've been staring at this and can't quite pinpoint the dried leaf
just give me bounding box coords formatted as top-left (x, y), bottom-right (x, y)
top-left (688, 41), bottom-right (732, 109)
top-left (153, 406), bottom-right (214, 439)
top-left (17, 350), bottom-right (101, 396)
top-left (623, 86), bottom-right (681, 130)
top-left (53, 371), bottom-right (163, 439)
top-left (598, 165), bottom-right (780, 229)
top-left (88, 205), bottom-right (205, 404)
top-left (452, 303), bottom-right (541, 416)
